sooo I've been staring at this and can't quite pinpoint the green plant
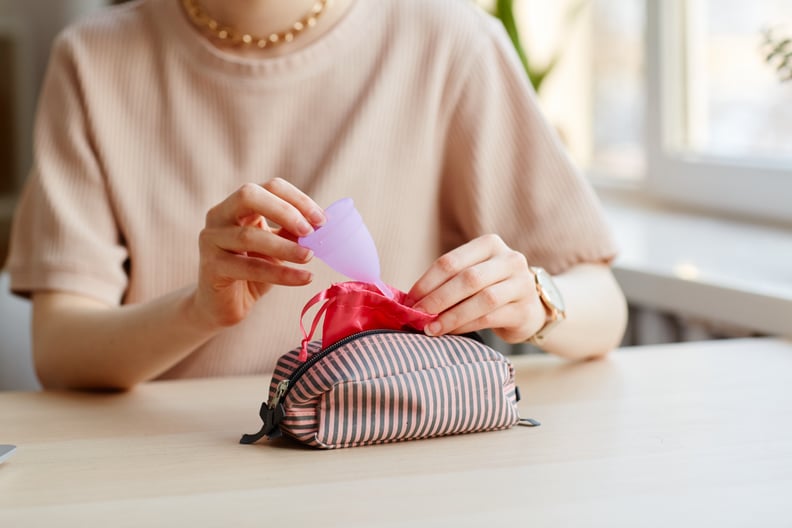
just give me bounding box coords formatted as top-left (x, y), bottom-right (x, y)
top-left (484, 0), bottom-right (587, 93)
top-left (762, 28), bottom-right (792, 82)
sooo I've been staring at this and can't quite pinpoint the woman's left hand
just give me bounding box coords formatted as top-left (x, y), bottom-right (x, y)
top-left (407, 234), bottom-right (547, 343)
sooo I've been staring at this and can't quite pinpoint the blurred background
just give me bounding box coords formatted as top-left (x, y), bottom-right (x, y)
top-left (1, 0), bottom-right (791, 389)
top-left (4, 0), bottom-right (791, 252)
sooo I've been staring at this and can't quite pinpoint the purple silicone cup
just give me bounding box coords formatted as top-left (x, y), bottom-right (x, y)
top-left (299, 198), bottom-right (393, 298)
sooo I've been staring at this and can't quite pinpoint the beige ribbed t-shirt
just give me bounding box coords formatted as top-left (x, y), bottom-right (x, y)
top-left (7, 0), bottom-right (616, 378)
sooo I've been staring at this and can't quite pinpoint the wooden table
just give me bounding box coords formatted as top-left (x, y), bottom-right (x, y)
top-left (2, 338), bottom-right (791, 527)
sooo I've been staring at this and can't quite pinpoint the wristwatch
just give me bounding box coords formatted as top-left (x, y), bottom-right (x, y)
top-left (527, 266), bottom-right (566, 345)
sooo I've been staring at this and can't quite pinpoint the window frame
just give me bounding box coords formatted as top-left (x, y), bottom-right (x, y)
top-left (643, 0), bottom-right (792, 223)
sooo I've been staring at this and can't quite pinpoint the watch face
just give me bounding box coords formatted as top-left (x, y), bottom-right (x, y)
top-left (535, 268), bottom-right (565, 311)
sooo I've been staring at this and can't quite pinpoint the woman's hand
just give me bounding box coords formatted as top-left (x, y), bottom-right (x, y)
top-left (193, 178), bottom-right (326, 329)
top-left (407, 234), bottom-right (546, 344)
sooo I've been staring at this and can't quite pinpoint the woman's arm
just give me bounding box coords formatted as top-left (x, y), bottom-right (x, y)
top-left (31, 179), bottom-right (326, 390)
top-left (33, 288), bottom-right (216, 390)
top-left (533, 262), bottom-right (627, 360)
top-left (408, 234), bottom-right (627, 360)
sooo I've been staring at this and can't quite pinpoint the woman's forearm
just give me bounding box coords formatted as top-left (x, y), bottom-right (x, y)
top-left (32, 287), bottom-right (221, 390)
top-left (538, 263), bottom-right (628, 360)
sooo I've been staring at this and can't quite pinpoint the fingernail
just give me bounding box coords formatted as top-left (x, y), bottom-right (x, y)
top-left (425, 322), bottom-right (441, 336)
top-left (300, 249), bottom-right (314, 262)
top-left (310, 210), bottom-right (326, 226)
top-left (297, 220), bottom-right (313, 236)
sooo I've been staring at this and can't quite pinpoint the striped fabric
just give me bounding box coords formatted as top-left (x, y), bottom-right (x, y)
top-left (266, 331), bottom-right (520, 449)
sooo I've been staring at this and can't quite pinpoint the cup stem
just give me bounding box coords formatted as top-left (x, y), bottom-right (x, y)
top-left (374, 279), bottom-right (394, 299)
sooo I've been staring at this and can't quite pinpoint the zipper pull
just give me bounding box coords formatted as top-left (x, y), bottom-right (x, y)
top-left (239, 380), bottom-right (290, 445)
top-left (269, 379), bottom-right (289, 409)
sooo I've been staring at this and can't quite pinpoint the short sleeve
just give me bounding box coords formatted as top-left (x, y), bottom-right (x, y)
top-left (438, 18), bottom-right (617, 275)
top-left (5, 33), bottom-right (128, 304)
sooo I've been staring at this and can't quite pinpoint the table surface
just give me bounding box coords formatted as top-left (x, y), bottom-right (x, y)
top-left (2, 338), bottom-right (791, 527)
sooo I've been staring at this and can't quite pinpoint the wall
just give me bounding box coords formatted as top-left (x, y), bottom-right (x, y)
top-left (0, 0), bottom-right (108, 265)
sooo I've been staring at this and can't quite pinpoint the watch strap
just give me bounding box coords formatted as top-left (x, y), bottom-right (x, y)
top-left (527, 266), bottom-right (566, 345)
top-left (527, 316), bottom-right (562, 345)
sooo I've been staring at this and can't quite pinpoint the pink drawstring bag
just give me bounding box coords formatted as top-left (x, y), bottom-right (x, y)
top-left (298, 281), bottom-right (438, 362)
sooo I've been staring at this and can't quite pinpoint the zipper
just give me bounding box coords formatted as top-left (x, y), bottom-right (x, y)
top-left (268, 379), bottom-right (290, 409)
top-left (241, 329), bottom-right (407, 444)
top-left (267, 329), bottom-right (405, 409)
top-left (268, 329), bottom-right (486, 409)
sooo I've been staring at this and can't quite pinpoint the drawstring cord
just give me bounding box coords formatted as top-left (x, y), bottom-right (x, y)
top-left (299, 288), bottom-right (336, 362)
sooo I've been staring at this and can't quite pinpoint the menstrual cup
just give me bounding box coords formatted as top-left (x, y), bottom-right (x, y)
top-left (298, 198), bottom-right (394, 299)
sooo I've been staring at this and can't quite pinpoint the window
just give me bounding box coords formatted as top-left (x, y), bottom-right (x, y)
top-left (673, 0), bottom-right (792, 160)
top-left (589, 0), bottom-right (646, 181)
top-left (645, 0), bottom-right (792, 222)
top-left (508, 0), bottom-right (792, 222)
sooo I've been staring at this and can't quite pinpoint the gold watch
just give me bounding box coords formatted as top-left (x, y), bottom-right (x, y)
top-left (527, 266), bottom-right (566, 345)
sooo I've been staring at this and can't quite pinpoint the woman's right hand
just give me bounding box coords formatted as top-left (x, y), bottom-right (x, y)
top-left (192, 178), bottom-right (326, 329)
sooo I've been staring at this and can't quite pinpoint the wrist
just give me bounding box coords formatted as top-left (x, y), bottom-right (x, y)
top-left (526, 267), bottom-right (566, 346)
top-left (182, 286), bottom-right (226, 337)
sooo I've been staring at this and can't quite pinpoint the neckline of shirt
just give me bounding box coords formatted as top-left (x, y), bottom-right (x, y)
top-left (151, 0), bottom-right (373, 82)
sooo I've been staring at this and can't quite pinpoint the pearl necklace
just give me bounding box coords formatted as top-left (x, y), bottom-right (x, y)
top-left (181, 0), bottom-right (331, 49)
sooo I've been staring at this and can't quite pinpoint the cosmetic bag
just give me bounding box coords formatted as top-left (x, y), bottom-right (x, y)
top-left (240, 282), bottom-right (535, 449)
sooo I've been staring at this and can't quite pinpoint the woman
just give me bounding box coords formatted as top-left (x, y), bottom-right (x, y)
top-left (7, 0), bottom-right (627, 390)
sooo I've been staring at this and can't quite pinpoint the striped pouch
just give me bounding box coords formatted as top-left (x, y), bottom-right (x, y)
top-left (240, 330), bottom-right (532, 449)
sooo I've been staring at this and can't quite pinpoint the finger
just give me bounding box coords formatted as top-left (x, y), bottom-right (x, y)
top-left (200, 225), bottom-right (313, 264)
top-left (424, 278), bottom-right (526, 337)
top-left (450, 302), bottom-right (527, 336)
top-left (272, 226), bottom-right (299, 244)
top-left (204, 249), bottom-right (313, 287)
top-left (238, 213), bottom-right (266, 228)
top-left (206, 181), bottom-right (325, 236)
top-left (412, 256), bottom-right (512, 315)
top-left (261, 178), bottom-right (326, 227)
top-left (407, 234), bottom-right (506, 306)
